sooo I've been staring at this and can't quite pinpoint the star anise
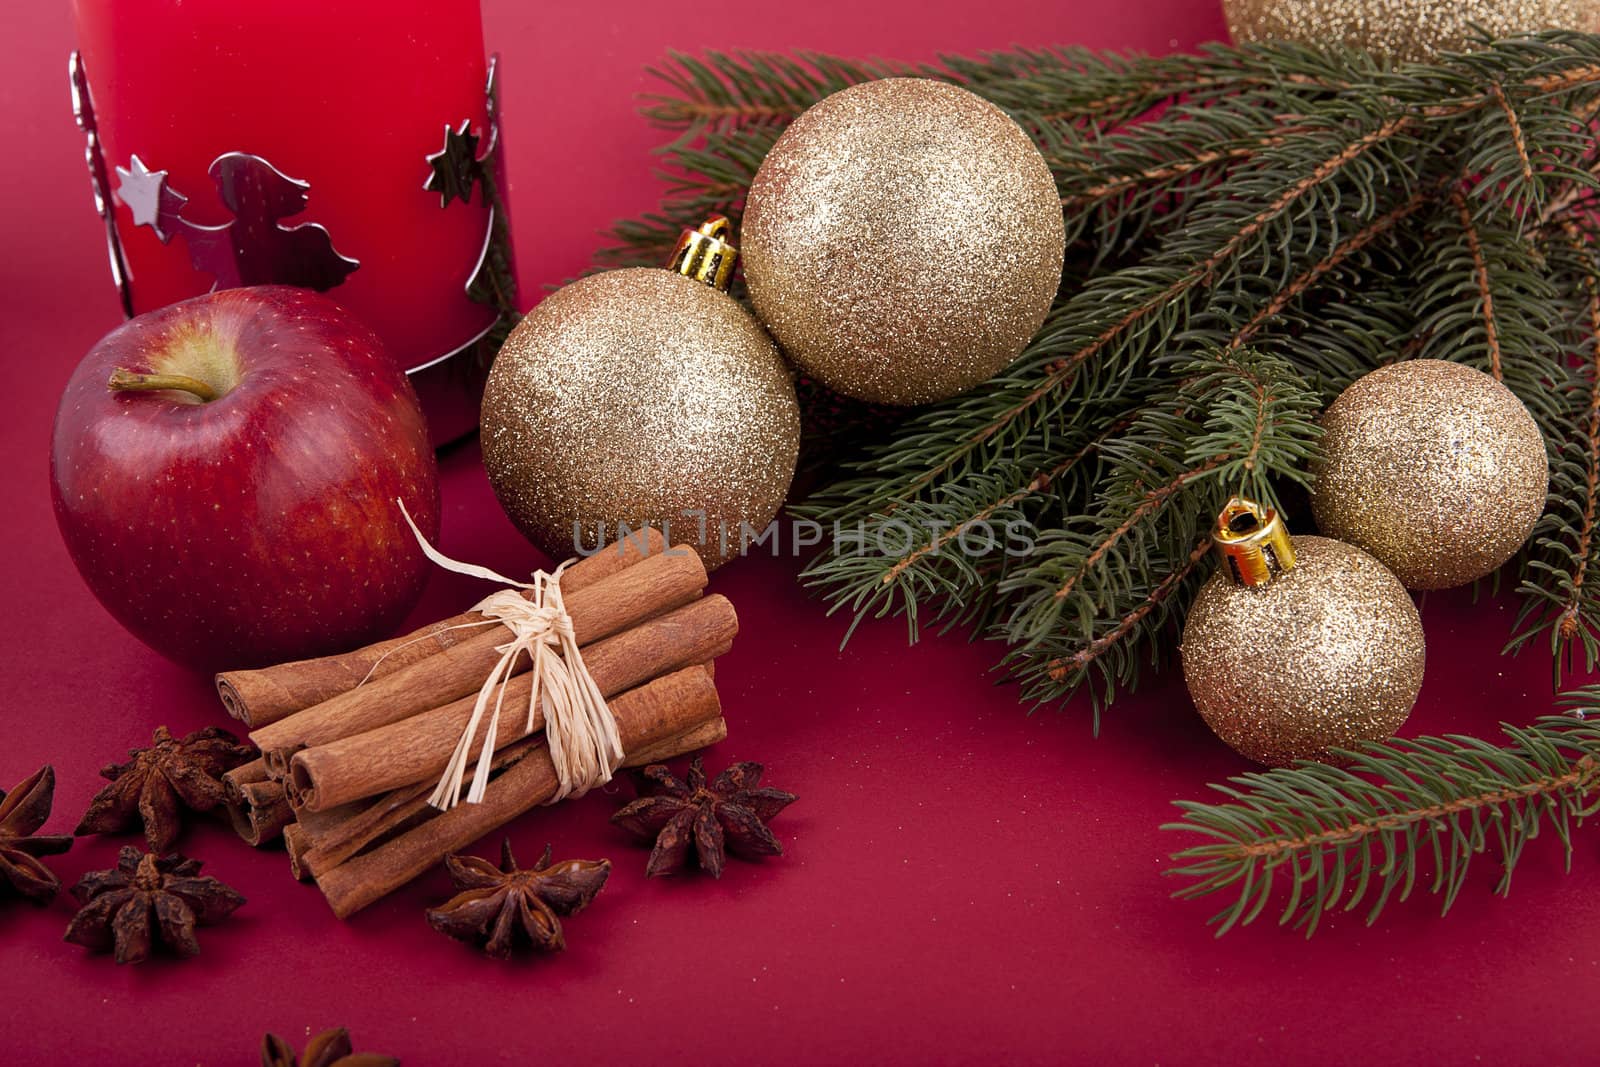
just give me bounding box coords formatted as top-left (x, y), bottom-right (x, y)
top-left (0, 766), bottom-right (73, 903)
top-left (75, 725), bottom-right (257, 852)
top-left (425, 839), bottom-right (609, 959)
top-left (63, 845), bottom-right (245, 964)
top-left (260, 1027), bottom-right (398, 1067)
top-left (611, 757), bottom-right (797, 878)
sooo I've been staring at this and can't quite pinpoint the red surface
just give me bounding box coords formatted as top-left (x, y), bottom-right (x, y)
top-left (4, 2), bottom-right (1599, 1064)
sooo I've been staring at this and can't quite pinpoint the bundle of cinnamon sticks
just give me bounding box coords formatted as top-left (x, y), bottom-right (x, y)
top-left (214, 531), bottom-right (735, 918)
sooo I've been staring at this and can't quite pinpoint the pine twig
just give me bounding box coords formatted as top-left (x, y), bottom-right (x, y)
top-left (1509, 219), bottom-right (1600, 678)
top-left (1044, 536), bottom-right (1212, 682)
top-left (1556, 228), bottom-right (1600, 650)
top-left (611, 33), bottom-right (1600, 713)
top-left (1165, 713), bottom-right (1600, 936)
top-left (1221, 187), bottom-right (1434, 354)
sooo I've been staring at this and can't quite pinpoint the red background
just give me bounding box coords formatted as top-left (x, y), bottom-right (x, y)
top-left (4, 1), bottom-right (1598, 1064)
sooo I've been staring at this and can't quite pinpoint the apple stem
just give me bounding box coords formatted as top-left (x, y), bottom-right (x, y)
top-left (107, 368), bottom-right (219, 403)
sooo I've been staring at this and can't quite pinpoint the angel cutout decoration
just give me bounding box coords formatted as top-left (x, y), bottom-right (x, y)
top-left (115, 152), bottom-right (358, 293)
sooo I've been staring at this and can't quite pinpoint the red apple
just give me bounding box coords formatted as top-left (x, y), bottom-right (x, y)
top-left (51, 286), bottom-right (441, 671)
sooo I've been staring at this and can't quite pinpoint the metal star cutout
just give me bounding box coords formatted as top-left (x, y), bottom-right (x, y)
top-left (115, 155), bottom-right (180, 241)
top-left (425, 120), bottom-right (484, 207)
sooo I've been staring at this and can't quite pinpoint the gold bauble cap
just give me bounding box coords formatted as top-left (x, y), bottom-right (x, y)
top-left (1214, 496), bottom-right (1296, 588)
top-left (668, 216), bottom-right (738, 292)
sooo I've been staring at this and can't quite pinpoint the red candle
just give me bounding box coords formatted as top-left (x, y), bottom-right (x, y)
top-left (70, 0), bottom-right (514, 443)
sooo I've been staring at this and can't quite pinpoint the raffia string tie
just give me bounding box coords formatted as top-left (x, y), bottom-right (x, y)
top-left (396, 500), bottom-right (623, 811)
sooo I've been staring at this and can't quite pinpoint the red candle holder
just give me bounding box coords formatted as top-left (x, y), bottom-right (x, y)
top-left (68, 0), bottom-right (519, 445)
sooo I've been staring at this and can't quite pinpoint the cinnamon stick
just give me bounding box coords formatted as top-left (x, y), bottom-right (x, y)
top-left (250, 547), bottom-right (707, 762)
top-left (220, 759), bottom-right (291, 846)
top-left (316, 664), bottom-right (722, 918)
top-left (225, 779), bottom-right (293, 847)
top-left (627, 715), bottom-right (727, 765)
top-left (222, 755), bottom-right (359, 847)
top-left (216, 529), bottom-right (668, 727)
top-left (299, 715), bottom-right (728, 880)
top-left (223, 757), bottom-right (266, 798)
top-left (291, 797), bottom-right (368, 839)
top-left (300, 739), bottom-right (540, 878)
top-left (288, 594), bottom-right (738, 811)
top-left (220, 570), bottom-right (723, 848)
top-left (284, 823), bottom-right (313, 882)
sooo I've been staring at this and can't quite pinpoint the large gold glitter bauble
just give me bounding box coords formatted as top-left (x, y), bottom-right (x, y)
top-left (741, 78), bottom-right (1065, 406)
top-left (481, 223), bottom-right (800, 569)
top-left (1181, 500), bottom-right (1425, 767)
top-left (1224, 0), bottom-right (1599, 65)
top-left (1310, 360), bottom-right (1547, 591)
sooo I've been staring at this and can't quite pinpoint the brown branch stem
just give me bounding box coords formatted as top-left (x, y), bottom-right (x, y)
top-left (1231, 757), bottom-right (1600, 861)
top-left (1052, 455), bottom-right (1229, 602)
top-left (1045, 537), bottom-right (1213, 681)
top-left (1224, 189), bottom-right (1433, 353)
top-left (879, 422), bottom-right (1132, 585)
top-left (1031, 71), bottom-right (1350, 126)
top-left (1490, 83), bottom-right (1536, 191)
top-left (1452, 188), bottom-right (1504, 381)
top-left (1063, 127), bottom-right (1316, 204)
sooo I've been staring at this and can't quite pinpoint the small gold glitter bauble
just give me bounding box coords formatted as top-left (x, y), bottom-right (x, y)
top-left (1310, 360), bottom-right (1548, 591)
top-left (1223, 0), bottom-right (1599, 65)
top-left (1181, 500), bottom-right (1425, 767)
top-left (741, 78), bottom-right (1065, 406)
top-left (481, 221), bottom-right (800, 569)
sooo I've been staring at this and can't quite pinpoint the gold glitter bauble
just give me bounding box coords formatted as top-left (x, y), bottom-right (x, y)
top-left (1224, 0), bottom-right (1599, 65)
top-left (741, 78), bottom-right (1065, 406)
top-left (1182, 535), bottom-right (1425, 767)
top-left (1310, 360), bottom-right (1548, 591)
top-left (481, 267), bottom-right (800, 568)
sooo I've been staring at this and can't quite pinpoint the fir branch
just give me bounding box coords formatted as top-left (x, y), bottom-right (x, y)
top-left (1559, 262), bottom-right (1600, 644)
top-left (1048, 454), bottom-right (1228, 609)
top-left (876, 450), bottom-right (1085, 587)
top-left (608, 34), bottom-right (1600, 715)
top-left (797, 400), bottom-right (1146, 645)
top-left (1165, 714), bottom-right (1600, 936)
top-left (1490, 82), bottom-right (1536, 189)
top-left (797, 431), bottom-right (1104, 644)
top-left (1064, 126), bottom-right (1315, 205)
top-left (1510, 221), bottom-right (1600, 677)
top-left (953, 40), bottom-right (1362, 130)
top-left (594, 126), bottom-right (782, 270)
top-left (1539, 160), bottom-right (1600, 225)
top-left (1219, 186), bottom-right (1432, 354)
top-left (1040, 536), bottom-right (1213, 694)
top-left (640, 51), bottom-right (912, 142)
top-left (996, 350), bottom-right (1321, 711)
